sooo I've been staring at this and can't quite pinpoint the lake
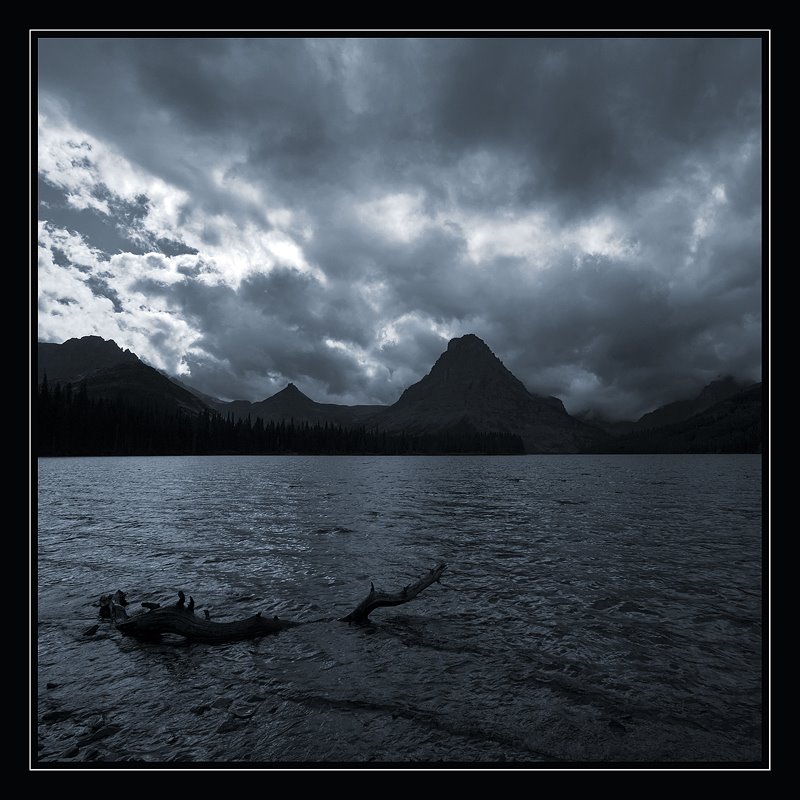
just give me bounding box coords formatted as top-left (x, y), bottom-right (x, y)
top-left (36, 454), bottom-right (763, 764)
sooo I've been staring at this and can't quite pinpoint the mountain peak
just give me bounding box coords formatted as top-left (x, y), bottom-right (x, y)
top-left (399, 333), bottom-right (522, 403)
top-left (381, 334), bottom-right (601, 452)
top-left (446, 333), bottom-right (491, 352)
top-left (434, 334), bottom-right (506, 378)
top-left (281, 382), bottom-right (305, 396)
top-left (38, 335), bottom-right (139, 384)
top-left (63, 335), bottom-right (133, 353)
top-left (268, 382), bottom-right (314, 405)
top-left (37, 337), bottom-right (206, 415)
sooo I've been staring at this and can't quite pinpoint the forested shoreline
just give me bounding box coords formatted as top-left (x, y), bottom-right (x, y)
top-left (36, 379), bottom-right (525, 457)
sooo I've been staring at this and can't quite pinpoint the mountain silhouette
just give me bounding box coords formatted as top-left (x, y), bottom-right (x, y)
top-left (372, 334), bottom-right (601, 453)
top-left (221, 383), bottom-right (382, 427)
top-left (37, 336), bottom-right (207, 415)
top-left (635, 376), bottom-right (748, 431)
top-left (589, 383), bottom-right (762, 453)
top-left (36, 334), bottom-right (760, 453)
top-left (38, 335), bottom-right (139, 385)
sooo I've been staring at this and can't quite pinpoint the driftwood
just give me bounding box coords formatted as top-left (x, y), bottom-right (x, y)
top-left (116, 607), bottom-right (297, 642)
top-left (98, 590), bottom-right (128, 619)
top-left (103, 591), bottom-right (297, 642)
top-left (98, 563), bottom-right (446, 644)
top-left (340, 563), bottom-right (447, 624)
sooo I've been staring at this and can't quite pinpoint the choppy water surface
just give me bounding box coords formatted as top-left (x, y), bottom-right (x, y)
top-left (36, 455), bottom-right (762, 764)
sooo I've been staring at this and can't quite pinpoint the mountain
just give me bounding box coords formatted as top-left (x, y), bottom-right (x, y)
top-left (635, 376), bottom-right (747, 431)
top-left (37, 336), bottom-right (208, 415)
top-left (80, 362), bottom-right (209, 415)
top-left (38, 334), bottom-right (759, 455)
top-left (38, 335), bottom-right (139, 385)
top-left (221, 383), bottom-right (383, 427)
top-left (372, 334), bottom-right (603, 453)
top-left (577, 376), bottom-right (753, 436)
top-left (588, 383), bottom-right (762, 454)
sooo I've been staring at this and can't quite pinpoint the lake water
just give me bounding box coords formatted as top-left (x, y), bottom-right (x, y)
top-left (36, 455), bottom-right (763, 764)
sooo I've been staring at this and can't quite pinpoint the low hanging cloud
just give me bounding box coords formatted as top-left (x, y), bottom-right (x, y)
top-left (37, 37), bottom-right (763, 419)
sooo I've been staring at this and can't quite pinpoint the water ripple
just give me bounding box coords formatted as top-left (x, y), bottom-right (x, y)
top-left (36, 454), bottom-right (762, 763)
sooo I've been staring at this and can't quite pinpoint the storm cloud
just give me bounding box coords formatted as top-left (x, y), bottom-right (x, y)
top-left (37, 36), bottom-right (763, 419)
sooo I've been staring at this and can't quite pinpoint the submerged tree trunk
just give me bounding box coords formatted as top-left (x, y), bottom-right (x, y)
top-left (340, 563), bottom-right (447, 624)
top-left (102, 593), bottom-right (297, 642)
top-left (98, 563), bottom-right (447, 643)
top-left (115, 607), bottom-right (297, 642)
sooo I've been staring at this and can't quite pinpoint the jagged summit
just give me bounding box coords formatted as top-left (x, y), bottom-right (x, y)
top-left (36, 336), bottom-right (206, 414)
top-left (38, 335), bottom-right (139, 384)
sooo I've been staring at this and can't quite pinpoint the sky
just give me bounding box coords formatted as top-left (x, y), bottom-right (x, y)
top-left (37, 36), bottom-right (764, 420)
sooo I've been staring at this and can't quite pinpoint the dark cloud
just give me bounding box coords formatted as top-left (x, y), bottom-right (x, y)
top-left (124, 266), bottom-right (389, 402)
top-left (39, 174), bottom-right (200, 263)
top-left (81, 275), bottom-right (123, 313)
top-left (38, 176), bottom-right (137, 256)
top-left (37, 36), bottom-right (763, 419)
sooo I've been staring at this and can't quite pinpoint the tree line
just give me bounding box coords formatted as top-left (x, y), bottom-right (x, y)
top-left (36, 378), bottom-right (525, 456)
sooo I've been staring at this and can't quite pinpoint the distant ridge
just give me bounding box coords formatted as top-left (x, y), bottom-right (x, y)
top-left (588, 383), bottom-right (762, 454)
top-left (636, 376), bottom-right (748, 431)
top-left (36, 334), bottom-right (761, 453)
top-left (220, 382), bottom-right (382, 428)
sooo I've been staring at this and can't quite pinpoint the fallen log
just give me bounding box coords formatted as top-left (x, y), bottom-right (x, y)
top-left (98, 562), bottom-right (447, 643)
top-left (106, 596), bottom-right (298, 643)
top-left (340, 563), bottom-right (447, 624)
